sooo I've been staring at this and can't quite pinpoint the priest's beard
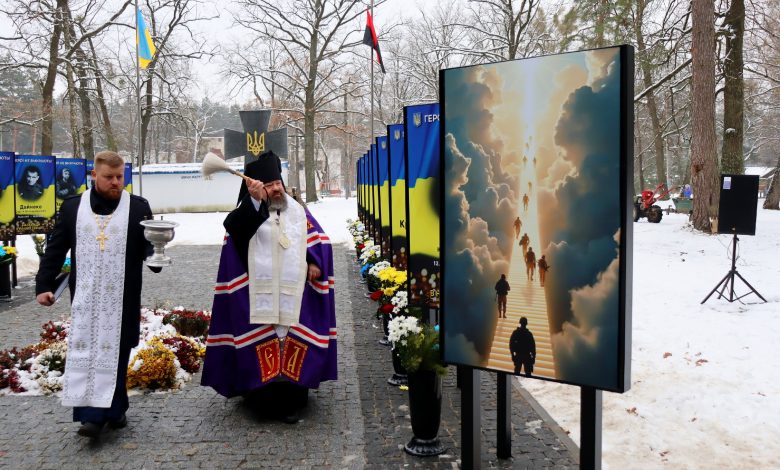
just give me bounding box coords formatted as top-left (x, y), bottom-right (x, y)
top-left (268, 194), bottom-right (288, 212)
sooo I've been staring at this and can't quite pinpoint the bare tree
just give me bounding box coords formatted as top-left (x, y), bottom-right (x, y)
top-left (457, 0), bottom-right (544, 62)
top-left (229, 0), bottom-right (366, 202)
top-left (721, 0), bottom-right (745, 174)
top-left (690, 0), bottom-right (720, 231)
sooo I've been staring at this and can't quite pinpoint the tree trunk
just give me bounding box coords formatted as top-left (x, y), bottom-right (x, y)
top-left (690, 0), bottom-right (720, 232)
top-left (88, 37), bottom-right (117, 152)
top-left (303, 3), bottom-right (320, 204)
top-left (75, 57), bottom-right (95, 160)
top-left (40, 0), bottom-right (66, 156)
top-left (304, 97), bottom-right (317, 203)
top-left (61, 2), bottom-right (95, 160)
top-left (763, 157), bottom-right (780, 210)
top-left (64, 62), bottom-right (81, 158)
top-left (342, 92), bottom-right (350, 197)
top-left (635, 113), bottom-right (644, 194)
top-left (60, 2), bottom-right (81, 159)
top-left (634, 0), bottom-right (667, 187)
top-left (721, 0), bottom-right (745, 175)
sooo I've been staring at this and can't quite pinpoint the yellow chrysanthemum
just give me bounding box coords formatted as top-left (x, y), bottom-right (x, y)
top-left (127, 342), bottom-right (178, 390)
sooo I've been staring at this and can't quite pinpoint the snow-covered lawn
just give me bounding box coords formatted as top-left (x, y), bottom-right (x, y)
top-left (9, 196), bottom-right (780, 467)
top-left (521, 203), bottom-right (780, 468)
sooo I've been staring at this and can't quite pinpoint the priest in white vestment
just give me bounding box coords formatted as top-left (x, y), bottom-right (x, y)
top-left (36, 151), bottom-right (161, 438)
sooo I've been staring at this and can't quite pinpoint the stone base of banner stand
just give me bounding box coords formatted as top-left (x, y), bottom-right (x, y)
top-left (387, 373), bottom-right (408, 386)
top-left (0, 263), bottom-right (12, 301)
top-left (404, 437), bottom-right (445, 457)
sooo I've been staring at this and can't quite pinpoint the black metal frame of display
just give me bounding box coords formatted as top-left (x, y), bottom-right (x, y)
top-left (441, 45), bottom-right (635, 469)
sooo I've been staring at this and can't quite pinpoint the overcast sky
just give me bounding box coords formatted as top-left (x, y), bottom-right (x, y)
top-left (0, 0), bottom-right (426, 103)
top-left (193, 0), bottom-right (425, 103)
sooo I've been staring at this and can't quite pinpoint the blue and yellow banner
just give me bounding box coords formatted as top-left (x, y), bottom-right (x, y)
top-left (136, 10), bottom-right (156, 69)
top-left (404, 103), bottom-right (440, 307)
top-left (387, 124), bottom-right (406, 269)
top-left (55, 158), bottom-right (87, 211)
top-left (370, 143), bottom-right (380, 242)
top-left (124, 163), bottom-right (133, 193)
top-left (0, 152), bottom-right (15, 240)
top-left (356, 157), bottom-right (361, 222)
top-left (14, 155), bottom-right (56, 235)
top-left (377, 136), bottom-right (391, 258)
top-left (85, 159), bottom-right (94, 191)
top-left (359, 154), bottom-right (367, 224)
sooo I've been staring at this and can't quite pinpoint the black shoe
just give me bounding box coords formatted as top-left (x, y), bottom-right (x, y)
top-left (280, 409), bottom-right (301, 424)
top-left (108, 414), bottom-right (127, 429)
top-left (77, 422), bottom-right (103, 438)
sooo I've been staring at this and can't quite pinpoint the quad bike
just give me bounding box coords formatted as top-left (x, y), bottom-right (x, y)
top-left (633, 183), bottom-right (675, 223)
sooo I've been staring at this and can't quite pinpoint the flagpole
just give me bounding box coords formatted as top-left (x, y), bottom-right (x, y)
top-left (135, 0), bottom-right (144, 197)
top-left (369, 0), bottom-right (374, 142)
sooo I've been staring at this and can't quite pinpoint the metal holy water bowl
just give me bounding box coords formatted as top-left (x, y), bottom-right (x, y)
top-left (140, 219), bottom-right (179, 267)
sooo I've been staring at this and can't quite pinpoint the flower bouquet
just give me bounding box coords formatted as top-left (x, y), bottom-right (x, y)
top-left (32, 235), bottom-right (46, 257)
top-left (0, 246), bottom-right (17, 266)
top-left (162, 308), bottom-right (211, 338)
top-left (388, 315), bottom-right (447, 456)
top-left (387, 316), bottom-right (447, 376)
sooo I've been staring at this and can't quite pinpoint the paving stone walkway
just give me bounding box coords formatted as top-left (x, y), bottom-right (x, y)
top-left (0, 245), bottom-right (577, 468)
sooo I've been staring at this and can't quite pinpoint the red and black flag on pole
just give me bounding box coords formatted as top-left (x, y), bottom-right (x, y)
top-left (363, 10), bottom-right (385, 73)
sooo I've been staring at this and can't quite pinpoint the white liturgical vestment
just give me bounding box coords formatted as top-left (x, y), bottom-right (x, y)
top-left (61, 190), bottom-right (129, 408)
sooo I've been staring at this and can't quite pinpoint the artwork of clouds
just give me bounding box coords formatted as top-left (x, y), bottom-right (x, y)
top-left (443, 47), bottom-right (629, 391)
top-left (537, 49), bottom-right (624, 390)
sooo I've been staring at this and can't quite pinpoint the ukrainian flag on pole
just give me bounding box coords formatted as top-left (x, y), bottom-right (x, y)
top-left (136, 10), bottom-right (156, 69)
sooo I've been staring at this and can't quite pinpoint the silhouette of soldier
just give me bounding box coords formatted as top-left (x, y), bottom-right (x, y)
top-left (513, 216), bottom-right (522, 239)
top-left (509, 317), bottom-right (535, 377)
top-left (522, 193), bottom-right (529, 212)
top-left (538, 254), bottom-right (549, 287)
top-left (494, 274), bottom-right (510, 319)
top-left (525, 246), bottom-right (536, 281)
top-left (519, 233), bottom-right (529, 257)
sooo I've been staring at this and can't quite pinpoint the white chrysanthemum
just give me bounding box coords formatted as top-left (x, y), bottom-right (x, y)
top-left (369, 261), bottom-right (391, 276)
top-left (387, 315), bottom-right (420, 347)
top-left (390, 291), bottom-right (408, 314)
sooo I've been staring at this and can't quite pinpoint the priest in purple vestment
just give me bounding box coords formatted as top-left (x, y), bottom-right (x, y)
top-left (201, 151), bottom-right (337, 424)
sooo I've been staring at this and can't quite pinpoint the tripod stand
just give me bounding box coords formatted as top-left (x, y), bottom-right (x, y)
top-left (701, 232), bottom-right (766, 304)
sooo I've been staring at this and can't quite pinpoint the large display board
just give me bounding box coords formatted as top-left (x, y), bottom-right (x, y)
top-left (55, 158), bottom-right (87, 211)
top-left (377, 136), bottom-right (391, 257)
top-left (388, 124), bottom-right (407, 269)
top-left (14, 154), bottom-right (56, 235)
top-left (440, 46), bottom-right (633, 392)
top-left (0, 152), bottom-right (15, 240)
top-left (404, 103), bottom-right (441, 308)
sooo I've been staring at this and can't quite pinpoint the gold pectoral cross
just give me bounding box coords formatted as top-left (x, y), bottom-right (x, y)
top-left (96, 231), bottom-right (108, 251)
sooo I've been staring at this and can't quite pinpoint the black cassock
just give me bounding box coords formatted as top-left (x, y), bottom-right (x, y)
top-left (35, 190), bottom-right (159, 424)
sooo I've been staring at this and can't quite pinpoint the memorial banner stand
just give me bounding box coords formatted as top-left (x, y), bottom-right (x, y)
top-left (497, 372), bottom-right (511, 459)
top-left (461, 367), bottom-right (481, 470)
top-left (581, 386), bottom-right (603, 470)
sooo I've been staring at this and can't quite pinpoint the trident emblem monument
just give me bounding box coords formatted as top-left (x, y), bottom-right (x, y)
top-left (224, 110), bottom-right (288, 166)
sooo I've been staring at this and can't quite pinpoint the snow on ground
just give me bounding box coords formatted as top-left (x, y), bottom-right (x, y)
top-left (11, 197), bottom-right (358, 278)
top-left (520, 202), bottom-right (780, 468)
top-left (9, 196), bottom-right (780, 467)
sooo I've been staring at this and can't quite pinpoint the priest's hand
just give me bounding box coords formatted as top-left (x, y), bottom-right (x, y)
top-left (37, 292), bottom-right (55, 306)
top-left (247, 178), bottom-right (267, 202)
top-left (307, 263), bottom-right (321, 282)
